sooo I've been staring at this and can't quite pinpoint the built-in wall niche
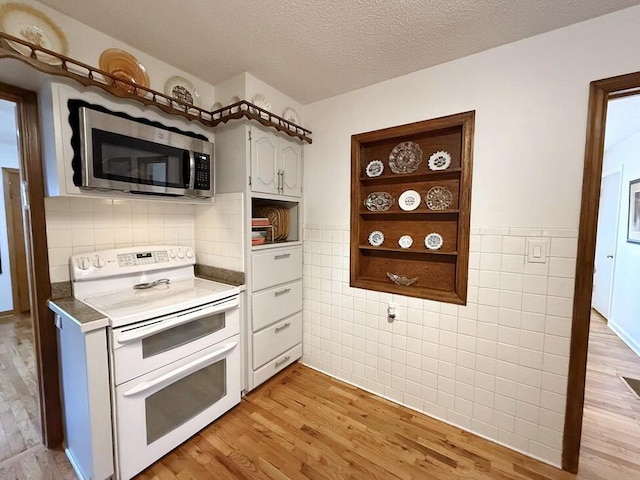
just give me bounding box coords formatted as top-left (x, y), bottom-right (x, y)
top-left (251, 197), bottom-right (300, 247)
top-left (350, 111), bottom-right (474, 304)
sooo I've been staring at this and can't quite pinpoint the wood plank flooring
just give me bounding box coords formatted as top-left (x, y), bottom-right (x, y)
top-left (137, 364), bottom-right (574, 480)
top-left (577, 311), bottom-right (640, 479)
top-left (0, 313), bottom-right (41, 463)
top-left (3, 309), bottom-right (640, 479)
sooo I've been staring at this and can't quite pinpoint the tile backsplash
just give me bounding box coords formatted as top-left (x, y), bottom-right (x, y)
top-left (301, 224), bottom-right (577, 467)
top-left (45, 193), bottom-right (244, 283)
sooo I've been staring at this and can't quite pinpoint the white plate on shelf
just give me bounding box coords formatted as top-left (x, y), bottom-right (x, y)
top-left (365, 160), bottom-right (384, 177)
top-left (398, 189), bottom-right (420, 211)
top-left (0, 3), bottom-right (69, 64)
top-left (251, 93), bottom-right (271, 117)
top-left (368, 230), bottom-right (384, 246)
top-left (398, 235), bottom-right (413, 249)
top-left (282, 107), bottom-right (300, 125)
top-left (211, 101), bottom-right (223, 111)
top-left (424, 232), bottom-right (444, 250)
top-left (164, 76), bottom-right (199, 106)
top-left (428, 150), bottom-right (452, 171)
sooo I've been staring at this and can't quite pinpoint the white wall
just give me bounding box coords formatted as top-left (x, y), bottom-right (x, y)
top-left (603, 131), bottom-right (640, 355)
top-left (0, 99), bottom-right (19, 312)
top-left (301, 5), bottom-right (640, 467)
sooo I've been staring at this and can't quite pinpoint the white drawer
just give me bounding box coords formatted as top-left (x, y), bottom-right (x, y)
top-left (252, 247), bottom-right (302, 291)
top-left (251, 280), bottom-right (302, 332)
top-left (252, 343), bottom-right (302, 389)
top-left (252, 313), bottom-right (302, 369)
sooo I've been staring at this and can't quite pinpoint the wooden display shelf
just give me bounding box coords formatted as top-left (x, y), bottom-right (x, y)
top-left (358, 245), bottom-right (458, 256)
top-left (359, 210), bottom-right (460, 217)
top-left (0, 31), bottom-right (312, 143)
top-left (350, 111), bottom-right (474, 304)
top-left (359, 167), bottom-right (462, 184)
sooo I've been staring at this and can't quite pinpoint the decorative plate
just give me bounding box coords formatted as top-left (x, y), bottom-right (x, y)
top-left (251, 93), bottom-right (271, 117)
top-left (428, 150), bottom-right (452, 171)
top-left (0, 3), bottom-right (69, 65)
top-left (398, 235), bottom-right (413, 249)
top-left (164, 76), bottom-right (199, 106)
top-left (387, 272), bottom-right (418, 286)
top-left (368, 230), bottom-right (384, 246)
top-left (425, 186), bottom-right (453, 210)
top-left (228, 95), bottom-right (241, 113)
top-left (99, 48), bottom-right (149, 95)
top-left (282, 107), bottom-right (300, 125)
top-left (211, 101), bottom-right (223, 111)
top-left (425, 232), bottom-right (444, 250)
top-left (398, 189), bottom-right (420, 211)
top-left (364, 192), bottom-right (393, 211)
top-left (365, 159), bottom-right (384, 177)
top-left (388, 141), bottom-right (423, 174)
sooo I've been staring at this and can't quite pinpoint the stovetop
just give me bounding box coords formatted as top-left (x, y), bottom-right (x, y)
top-left (70, 246), bottom-right (240, 327)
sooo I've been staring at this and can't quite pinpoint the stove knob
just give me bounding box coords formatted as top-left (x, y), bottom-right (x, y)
top-left (93, 255), bottom-right (106, 268)
top-left (177, 249), bottom-right (185, 259)
top-left (77, 257), bottom-right (90, 270)
top-left (185, 249), bottom-right (193, 259)
top-left (169, 249), bottom-right (176, 259)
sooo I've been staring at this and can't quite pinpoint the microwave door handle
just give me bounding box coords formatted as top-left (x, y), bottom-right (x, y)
top-left (122, 341), bottom-right (238, 397)
top-left (116, 296), bottom-right (239, 345)
top-left (187, 149), bottom-right (195, 191)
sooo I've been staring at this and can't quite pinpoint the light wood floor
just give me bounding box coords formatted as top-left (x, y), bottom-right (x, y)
top-left (0, 313), bottom-right (41, 463)
top-left (3, 310), bottom-right (640, 479)
top-left (576, 311), bottom-right (640, 479)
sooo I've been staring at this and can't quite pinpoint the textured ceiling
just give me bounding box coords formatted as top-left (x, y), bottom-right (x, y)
top-left (32, 0), bottom-right (640, 103)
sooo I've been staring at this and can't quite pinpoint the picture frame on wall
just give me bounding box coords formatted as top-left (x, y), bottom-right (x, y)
top-left (628, 178), bottom-right (640, 244)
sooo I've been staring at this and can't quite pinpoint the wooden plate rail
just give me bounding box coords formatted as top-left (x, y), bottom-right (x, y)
top-left (350, 111), bottom-right (474, 304)
top-left (0, 31), bottom-right (312, 143)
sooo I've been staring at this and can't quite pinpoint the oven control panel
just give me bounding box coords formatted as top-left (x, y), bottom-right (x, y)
top-left (70, 245), bottom-right (195, 281)
top-left (117, 250), bottom-right (169, 267)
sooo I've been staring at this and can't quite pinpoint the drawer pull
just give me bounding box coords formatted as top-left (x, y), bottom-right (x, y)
top-left (274, 253), bottom-right (291, 260)
top-left (275, 355), bottom-right (291, 368)
top-left (274, 288), bottom-right (291, 297)
top-left (275, 322), bottom-right (291, 333)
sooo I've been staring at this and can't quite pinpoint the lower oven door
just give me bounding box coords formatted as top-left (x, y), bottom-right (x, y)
top-left (111, 295), bottom-right (239, 385)
top-left (114, 335), bottom-right (240, 480)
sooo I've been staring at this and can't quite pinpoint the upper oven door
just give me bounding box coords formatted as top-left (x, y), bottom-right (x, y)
top-left (111, 295), bottom-right (239, 385)
top-left (79, 107), bottom-right (214, 197)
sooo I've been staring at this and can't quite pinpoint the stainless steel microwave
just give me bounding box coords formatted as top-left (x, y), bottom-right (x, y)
top-left (77, 107), bottom-right (214, 198)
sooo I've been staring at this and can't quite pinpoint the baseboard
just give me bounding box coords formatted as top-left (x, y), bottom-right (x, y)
top-left (608, 320), bottom-right (640, 357)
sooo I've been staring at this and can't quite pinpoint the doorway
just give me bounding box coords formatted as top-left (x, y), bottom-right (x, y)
top-left (563, 71), bottom-right (640, 472)
top-left (3, 168), bottom-right (30, 314)
top-left (0, 82), bottom-right (62, 454)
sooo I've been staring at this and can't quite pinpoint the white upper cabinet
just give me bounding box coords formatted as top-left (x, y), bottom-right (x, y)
top-left (250, 128), bottom-right (302, 197)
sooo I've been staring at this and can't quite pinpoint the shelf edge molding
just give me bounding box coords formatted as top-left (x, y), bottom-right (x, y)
top-left (0, 32), bottom-right (312, 143)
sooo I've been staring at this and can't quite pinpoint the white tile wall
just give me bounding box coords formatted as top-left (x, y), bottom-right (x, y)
top-left (194, 193), bottom-right (244, 271)
top-left (301, 224), bottom-right (578, 467)
top-left (45, 196), bottom-right (195, 282)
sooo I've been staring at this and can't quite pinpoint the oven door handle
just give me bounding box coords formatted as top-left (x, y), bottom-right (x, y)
top-left (122, 340), bottom-right (238, 397)
top-left (116, 297), bottom-right (239, 345)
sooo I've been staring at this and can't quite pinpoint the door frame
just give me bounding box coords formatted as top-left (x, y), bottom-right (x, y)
top-left (562, 70), bottom-right (640, 472)
top-left (2, 167), bottom-right (30, 313)
top-left (0, 82), bottom-right (62, 447)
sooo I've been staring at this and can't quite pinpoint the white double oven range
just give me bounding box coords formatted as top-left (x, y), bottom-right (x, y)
top-left (57, 245), bottom-right (241, 480)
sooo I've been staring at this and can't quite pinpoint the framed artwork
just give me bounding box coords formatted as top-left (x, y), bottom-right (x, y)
top-left (628, 178), bottom-right (640, 244)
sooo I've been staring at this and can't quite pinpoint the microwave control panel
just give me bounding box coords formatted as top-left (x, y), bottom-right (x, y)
top-left (194, 153), bottom-right (211, 191)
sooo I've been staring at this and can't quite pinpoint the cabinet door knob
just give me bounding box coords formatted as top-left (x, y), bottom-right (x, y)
top-left (274, 253), bottom-right (291, 260)
top-left (275, 355), bottom-right (291, 368)
top-left (274, 288), bottom-right (291, 296)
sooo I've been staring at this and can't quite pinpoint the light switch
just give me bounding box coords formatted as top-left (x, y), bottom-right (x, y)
top-left (527, 238), bottom-right (548, 264)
